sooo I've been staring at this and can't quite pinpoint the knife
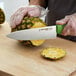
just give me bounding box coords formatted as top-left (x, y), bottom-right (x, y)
top-left (7, 25), bottom-right (65, 40)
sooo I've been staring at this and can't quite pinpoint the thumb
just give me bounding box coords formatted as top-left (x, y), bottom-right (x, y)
top-left (56, 16), bottom-right (70, 25)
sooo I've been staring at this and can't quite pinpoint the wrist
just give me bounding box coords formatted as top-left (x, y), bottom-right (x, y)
top-left (28, 5), bottom-right (48, 17)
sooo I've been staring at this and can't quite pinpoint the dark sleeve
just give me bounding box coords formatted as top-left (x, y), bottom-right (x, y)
top-left (45, 0), bottom-right (48, 8)
top-left (29, 0), bottom-right (48, 8)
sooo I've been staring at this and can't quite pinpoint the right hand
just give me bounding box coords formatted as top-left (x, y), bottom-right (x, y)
top-left (10, 6), bottom-right (42, 28)
top-left (56, 14), bottom-right (76, 36)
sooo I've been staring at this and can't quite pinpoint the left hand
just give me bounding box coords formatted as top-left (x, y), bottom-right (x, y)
top-left (56, 13), bottom-right (76, 36)
top-left (10, 6), bottom-right (41, 28)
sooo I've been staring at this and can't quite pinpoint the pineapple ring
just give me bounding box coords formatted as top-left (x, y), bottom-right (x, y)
top-left (31, 40), bottom-right (45, 46)
top-left (41, 47), bottom-right (66, 60)
top-left (0, 8), bottom-right (5, 24)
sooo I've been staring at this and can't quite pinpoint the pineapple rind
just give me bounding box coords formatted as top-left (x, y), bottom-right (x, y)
top-left (0, 8), bottom-right (5, 24)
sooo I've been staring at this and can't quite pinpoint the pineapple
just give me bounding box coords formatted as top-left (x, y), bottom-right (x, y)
top-left (12, 16), bottom-right (47, 46)
top-left (0, 8), bottom-right (5, 24)
top-left (41, 47), bottom-right (66, 60)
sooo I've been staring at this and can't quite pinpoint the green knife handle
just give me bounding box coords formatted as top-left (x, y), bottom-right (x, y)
top-left (56, 24), bottom-right (66, 34)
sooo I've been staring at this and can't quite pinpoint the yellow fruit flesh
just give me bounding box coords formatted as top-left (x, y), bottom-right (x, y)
top-left (31, 40), bottom-right (45, 46)
top-left (31, 22), bottom-right (46, 28)
top-left (12, 17), bottom-right (47, 46)
top-left (41, 47), bottom-right (66, 60)
top-left (30, 22), bottom-right (46, 46)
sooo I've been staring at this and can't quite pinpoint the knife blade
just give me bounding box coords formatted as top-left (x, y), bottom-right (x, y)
top-left (7, 26), bottom-right (57, 40)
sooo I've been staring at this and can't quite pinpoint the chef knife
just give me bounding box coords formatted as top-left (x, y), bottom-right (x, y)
top-left (7, 25), bottom-right (65, 40)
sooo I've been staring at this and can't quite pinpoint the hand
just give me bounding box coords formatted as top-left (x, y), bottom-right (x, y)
top-left (56, 13), bottom-right (76, 36)
top-left (10, 5), bottom-right (43, 28)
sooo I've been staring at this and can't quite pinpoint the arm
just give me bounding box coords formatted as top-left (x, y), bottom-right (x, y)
top-left (29, 0), bottom-right (47, 8)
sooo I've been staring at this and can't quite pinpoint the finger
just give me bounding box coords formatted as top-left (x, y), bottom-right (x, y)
top-left (61, 22), bottom-right (70, 36)
top-left (10, 14), bottom-right (16, 28)
top-left (10, 8), bottom-right (25, 28)
top-left (28, 10), bottom-right (41, 17)
top-left (15, 8), bottom-right (28, 25)
top-left (28, 7), bottom-right (41, 17)
top-left (56, 16), bottom-right (70, 25)
top-left (10, 7), bottom-right (28, 28)
top-left (61, 17), bottom-right (76, 36)
top-left (14, 8), bottom-right (28, 25)
top-left (69, 17), bottom-right (76, 36)
top-left (61, 15), bottom-right (76, 36)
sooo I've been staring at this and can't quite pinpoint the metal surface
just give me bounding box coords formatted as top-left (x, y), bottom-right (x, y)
top-left (7, 26), bottom-right (57, 40)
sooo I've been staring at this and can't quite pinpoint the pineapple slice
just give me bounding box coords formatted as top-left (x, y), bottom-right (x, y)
top-left (41, 47), bottom-right (66, 60)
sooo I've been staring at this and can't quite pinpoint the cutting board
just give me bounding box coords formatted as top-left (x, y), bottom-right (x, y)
top-left (0, 22), bottom-right (76, 76)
